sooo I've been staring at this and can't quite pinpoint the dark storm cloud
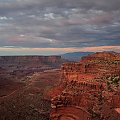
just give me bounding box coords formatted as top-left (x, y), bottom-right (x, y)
top-left (0, 0), bottom-right (120, 12)
top-left (0, 0), bottom-right (120, 49)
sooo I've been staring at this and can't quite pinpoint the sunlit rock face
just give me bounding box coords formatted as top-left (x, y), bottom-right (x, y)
top-left (82, 52), bottom-right (120, 61)
top-left (50, 106), bottom-right (90, 120)
top-left (50, 52), bottom-right (120, 120)
top-left (61, 52), bottom-right (120, 83)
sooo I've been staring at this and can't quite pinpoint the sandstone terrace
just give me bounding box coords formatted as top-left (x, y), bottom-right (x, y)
top-left (50, 52), bottom-right (120, 120)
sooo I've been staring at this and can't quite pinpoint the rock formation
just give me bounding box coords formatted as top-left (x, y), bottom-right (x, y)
top-left (50, 52), bottom-right (120, 120)
top-left (0, 56), bottom-right (64, 68)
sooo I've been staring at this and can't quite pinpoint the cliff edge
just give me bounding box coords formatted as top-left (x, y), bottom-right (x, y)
top-left (50, 52), bottom-right (120, 120)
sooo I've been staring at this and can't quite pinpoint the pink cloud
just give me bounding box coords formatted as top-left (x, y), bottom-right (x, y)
top-left (88, 13), bottom-right (113, 24)
top-left (0, 46), bottom-right (120, 55)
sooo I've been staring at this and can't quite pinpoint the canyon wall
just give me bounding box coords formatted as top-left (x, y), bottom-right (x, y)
top-left (61, 52), bottom-right (120, 82)
top-left (0, 56), bottom-right (65, 69)
top-left (50, 52), bottom-right (120, 120)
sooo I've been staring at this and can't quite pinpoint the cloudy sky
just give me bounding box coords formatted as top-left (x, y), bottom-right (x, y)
top-left (0, 0), bottom-right (120, 55)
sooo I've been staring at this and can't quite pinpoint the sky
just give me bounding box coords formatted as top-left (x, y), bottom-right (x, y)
top-left (0, 0), bottom-right (120, 55)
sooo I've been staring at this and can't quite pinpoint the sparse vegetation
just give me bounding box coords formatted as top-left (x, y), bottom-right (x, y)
top-left (107, 76), bottom-right (120, 91)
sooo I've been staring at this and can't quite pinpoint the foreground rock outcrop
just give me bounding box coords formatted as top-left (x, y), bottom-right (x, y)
top-left (50, 52), bottom-right (120, 120)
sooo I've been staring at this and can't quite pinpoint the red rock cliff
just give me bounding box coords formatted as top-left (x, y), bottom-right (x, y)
top-left (50, 52), bottom-right (120, 120)
top-left (0, 56), bottom-right (64, 68)
top-left (61, 52), bottom-right (120, 83)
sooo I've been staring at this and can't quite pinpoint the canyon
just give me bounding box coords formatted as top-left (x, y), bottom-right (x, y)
top-left (0, 56), bottom-right (64, 97)
top-left (50, 52), bottom-right (120, 120)
top-left (0, 56), bottom-right (65, 120)
top-left (0, 52), bottom-right (120, 120)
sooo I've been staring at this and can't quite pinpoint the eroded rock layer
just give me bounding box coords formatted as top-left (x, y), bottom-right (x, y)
top-left (50, 52), bottom-right (120, 120)
top-left (0, 56), bottom-right (64, 68)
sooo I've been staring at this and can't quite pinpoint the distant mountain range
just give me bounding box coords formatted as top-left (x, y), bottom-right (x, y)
top-left (61, 52), bottom-right (94, 61)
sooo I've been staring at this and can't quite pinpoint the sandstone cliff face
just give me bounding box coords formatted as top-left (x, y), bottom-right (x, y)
top-left (0, 56), bottom-right (64, 69)
top-left (61, 52), bottom-right (120, 83)
top-left (81, 52), bottom-right (120, 61)
top-left (50, 52), bottom-right (120, 120)
top-left (0, 56), bottom-right (62, 65)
